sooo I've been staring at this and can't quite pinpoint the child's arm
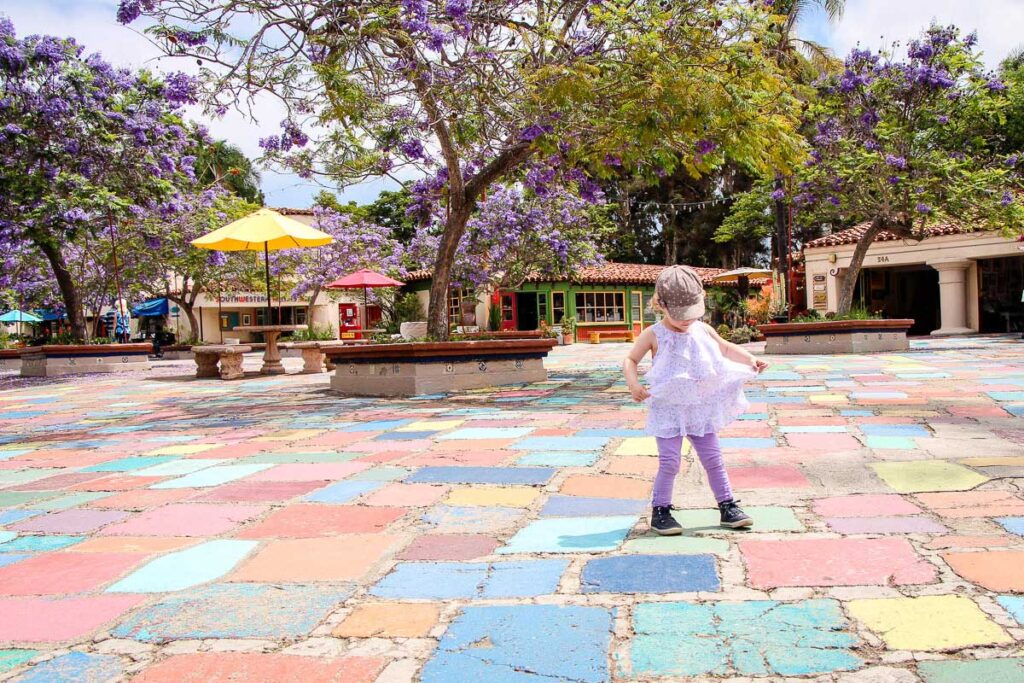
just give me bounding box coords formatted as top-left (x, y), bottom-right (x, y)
top-left (622, 327), bottom-right (656, 402)
top-left (706, 324), bottom-right (769, 374)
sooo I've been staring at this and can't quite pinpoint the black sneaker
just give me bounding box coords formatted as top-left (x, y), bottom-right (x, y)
top-left (718, 500), bottom-right (753, 529)
top-left (650, 506), bottom-right (683, 536)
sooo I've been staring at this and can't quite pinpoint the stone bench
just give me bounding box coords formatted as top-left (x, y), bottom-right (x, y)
top-left (292, 340), bottom-right (370, 374)
top-left (193, 345), bottom-right (252, 380)
top-left (588, 330), bottom-right (635, 344)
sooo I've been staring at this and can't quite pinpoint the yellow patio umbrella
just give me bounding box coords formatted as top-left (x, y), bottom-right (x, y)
top-left (191, 209), bottom-right (334, 325)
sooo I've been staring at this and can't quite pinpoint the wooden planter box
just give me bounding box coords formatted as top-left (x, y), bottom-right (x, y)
top-left (456, 330), bottom-right (544, 340)
top-left (0, 348), bottom-right (20, 371)
top-left (324, 338), bottom-right (557, 396)
top-left (758, 319), bottom-right (914, 355)
top-left (20, 343), bottom-right (153, 377)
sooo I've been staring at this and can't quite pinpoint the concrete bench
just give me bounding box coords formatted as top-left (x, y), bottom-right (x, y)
top-left (292, 340), bottom-right (370, 374)
top-left (588, 330), bottom-right (635, 344)
top-left (193, 345), bottom-right (252, 380)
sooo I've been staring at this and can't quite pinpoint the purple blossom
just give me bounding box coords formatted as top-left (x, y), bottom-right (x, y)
top-left (770, 188), bottom-right (786, 201)
top-left (1005, 155), bottom-right (1018, 167)
top-left (520, 124), bottom-right (550, 142)
top-left (1001, 192), bottom-right (1014, 207)
top-left (695, 139), bottom-right (717, 156)
top-left (885, 155), bottom-right (907, 169)
top-left (162, 72), bottom-right (197, 105)
top-left (986, 79), bottom-right (1007, 92)
top-left (887, 176), bottom-right (901, 185)
top-left (915, 203), bottom-right (932, 214)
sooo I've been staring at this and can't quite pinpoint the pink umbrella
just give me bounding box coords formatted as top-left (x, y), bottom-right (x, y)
top-left (325, 269), bottom-right (406, 330)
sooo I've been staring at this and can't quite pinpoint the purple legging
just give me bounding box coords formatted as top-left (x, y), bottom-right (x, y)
top-left (652, 433), bottom-right (733, 507)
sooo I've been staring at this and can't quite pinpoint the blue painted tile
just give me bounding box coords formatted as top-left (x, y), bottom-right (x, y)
top-left (998, 595), bottom-right (1024, 625)
top-left (107, 540), bottom-right (258, 593)
top-left (630, 600), bottom-right (860, 677)
top-left (407, 467), bottom-right (554, 485)
top-left (422, 506), bottom-right (525, 533)
top-left (987, 391), bottom-right (1024, 402)
top-left (437, 427), bottom-right (533, 440)
top-left (540, 496), bottom-right (649, 517)
top-left (997, 517), bottom-right (1024, 536)
top-left (516, 436), bottom-right (609, 451)
top-left (150, 464), bottom-right (272, 489)
top-left (111, 583), bottom-right (352, 643)
top-left (83, 456), bottom-right (179, 472)
top-left (0, 555), bottom-right (30, 569)
top-left (0, 450), bottom-right (32, 461)
top-left (720, 437), bottom-right (777, 449)
top-left (1007, 405), bottom-right (1024, 417)
top-left (304, 481), bottom-right (383, 504)
top-left (0, 510), bottom-right (40, 525)
top-left (10, 652), bottom-right (122, 683)
top-left (349, 467), bottom-right (411, 482)
top-left (516, 451), bottom-right (599, 467)
top-left (373, 431), bottom-right (435, 441)
top-left (861, 424), bottom-right (930, 437)
top-left (864, 436), bottom-right (917, 450)
top-left (0, 535), bottom-right (83, 553)
top-left (738, 413), bottom-right (769, 421)
top-left (576, 429), bottom-right (646, 437)
top-left (421, 605), bottom-right (612, 683)
top-left (498, 516), bottom-right (637, 554)
top-left (841, 410), bottom-right (873, 417)
top-left (344, 419), bottom-right (412, 432)
top-left (582, 554), bottom-right (719, 593)
top-left (370, 559), bottom-right (566, 599)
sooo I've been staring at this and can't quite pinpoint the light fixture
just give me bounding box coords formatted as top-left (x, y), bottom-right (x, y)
top-left (828, 253), bottom-right (837, 264)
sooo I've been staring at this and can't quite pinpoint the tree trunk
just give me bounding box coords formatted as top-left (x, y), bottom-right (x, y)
top-left (36, 240), bottom-right (88, 341)
top-left (166, 294), bottom-right (199, 342)
top-left (305, 283), bottom-right (321, 334)
top-left (427, 206), bottom-right (473, 340)
top-left (836, 219), bottom-right (885, 315)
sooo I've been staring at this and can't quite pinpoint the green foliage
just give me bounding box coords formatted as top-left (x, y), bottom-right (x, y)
top-left (195, 141), bottom-right (264, 204)
top-left (716, 323), bottom-right (732, 337)
top-left (727, 326), bottom-right (759, 344)
top-left (488, 303), bottom-right (503, 333)
top-left (291, 324), bottom-right (335, 341)
top-left (383, 293), bottom-right (425, 334)
top-left (0, 327), bottom-right (9, 350)
top-left (716, 180), bottom-right (775, 244)
top-left (561, 315), bottom-right (578, 336)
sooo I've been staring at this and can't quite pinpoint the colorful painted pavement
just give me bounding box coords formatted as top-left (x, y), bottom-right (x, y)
top-left (0, 335), bottom-right (1023, 681)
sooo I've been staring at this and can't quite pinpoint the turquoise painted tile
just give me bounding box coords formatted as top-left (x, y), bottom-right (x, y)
top-left (31, 492), bottom-right (114, 512)
top-left (130, 459), bottom-right (228, 477)
top-left (349, 467), bottom-right (411, 482)
top-left (0, 535), bottom-right (84, 552)
top-left (0, 650), bottom-right (37, 674)
top-left (150, 464), bottom-right (272, 489)
top-left (107, 540), bottom-right (258, 593)
top-left (497, 516), bottom-right (638, 554)
top-left (83, 456), bottom-right (179, 472)
top-left (864, 436), bottom-right (917, 450)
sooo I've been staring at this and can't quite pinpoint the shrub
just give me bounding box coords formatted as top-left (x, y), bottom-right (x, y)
top-left (488, 302), bottom-right (502, 332)
top-left (292, 323), bottom-right (335, 341)
top-left (728, 326), bottom-right (757, 344)
top-left (716, 323), bottom-right (731, 338)
top-left (384, 293), bottom-right (425, 333)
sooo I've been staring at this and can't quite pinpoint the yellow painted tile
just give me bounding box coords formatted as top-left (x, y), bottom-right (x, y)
top-left (251, 429), bottom-right (324, 442)
top-left (144, 443), bottom-right (218, 456)
top-left (959, 456), bottom-right (1024, 467)
top-left (397, 420), bottom-right (465, 432)
top-left (848, 595), bottom-right (1011, 651)
top-left (809, 394), bottom-right (848, 404)
top-left (870, 461), bottom-right (989, 493)
top-left (445, 486), bottom-right (539, 507)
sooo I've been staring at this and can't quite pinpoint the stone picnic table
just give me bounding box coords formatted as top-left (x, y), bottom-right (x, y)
top-left (233, 325), bottom-right (307, 375)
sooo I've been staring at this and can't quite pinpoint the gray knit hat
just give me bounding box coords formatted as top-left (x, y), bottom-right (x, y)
top-left (655, 265), bottom-right (706, 320)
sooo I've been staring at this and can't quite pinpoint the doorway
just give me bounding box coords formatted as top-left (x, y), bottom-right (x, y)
top-left (979, 256), bottom-right (1024, 332)
top-left (515, 292), bottom-right (539, 331)
top-left (856, 266), bottom-right (939, 335)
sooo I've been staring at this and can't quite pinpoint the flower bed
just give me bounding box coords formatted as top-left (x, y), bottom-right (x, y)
top-left (324, 338), bottom-right (557, 396)
top-left (758, 319), bottom-right (914, 355)
top-left (19, 343), bottom-right (153, 377)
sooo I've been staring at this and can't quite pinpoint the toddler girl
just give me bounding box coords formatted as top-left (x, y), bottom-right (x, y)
top-left (622, 265), bottom-right (768, 535)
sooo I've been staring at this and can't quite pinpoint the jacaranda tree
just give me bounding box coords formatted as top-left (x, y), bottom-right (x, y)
top-left (794, 26), bottom-right (1024, 314)
top-left (120, 0), bottom-right (806, 339)
top-left (0, 19), bottom-right (200, 340)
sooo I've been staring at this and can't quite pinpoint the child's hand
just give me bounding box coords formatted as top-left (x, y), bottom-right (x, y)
top-left (628, 383), bottom-right (650, 402)
top-left (751, 358), bottom-right (769, 374)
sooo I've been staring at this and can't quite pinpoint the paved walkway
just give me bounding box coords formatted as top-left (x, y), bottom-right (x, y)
top-left (0, 336), bottom-right (1022, 682)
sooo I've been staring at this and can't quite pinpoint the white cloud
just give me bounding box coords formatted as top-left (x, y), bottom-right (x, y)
top-left (819, 0), bottom-right (1024, 68)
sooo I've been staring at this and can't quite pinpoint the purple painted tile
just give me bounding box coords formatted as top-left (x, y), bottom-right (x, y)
top-left (826, 516), bottom-right (948, 534)
top-left (10, 509), bottom-right (130, 534)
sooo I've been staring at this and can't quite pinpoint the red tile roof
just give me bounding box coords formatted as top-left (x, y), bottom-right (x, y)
top-left (804, 222), bottom-right (970, 249)
top-left (405, 262), bottom-right (729, 286)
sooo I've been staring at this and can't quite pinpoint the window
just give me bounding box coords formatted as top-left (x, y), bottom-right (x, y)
top-left (295, 308), bottom-right (307, 325)
top-left (630, 292), bottom-right (642, 324)
top-left (501, 294), bottom-right (514, 322)
top-left (575, 291), bottom-right (625, 323)
top-left (538, 293), bottom-right (548, 323)
top-left (552, 292), bottom-right (566, 324)
top-left (643, 293), bottom-right (658, 323)
top-left (448, 289), bottom-right (464, 323)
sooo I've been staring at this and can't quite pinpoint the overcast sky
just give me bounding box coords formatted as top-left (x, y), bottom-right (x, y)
top-left (2, 0), bottom-right (1021, 208)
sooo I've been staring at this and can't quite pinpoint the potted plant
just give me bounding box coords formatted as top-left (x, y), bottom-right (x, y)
top-left (561, 316), bottom-right (577, 345)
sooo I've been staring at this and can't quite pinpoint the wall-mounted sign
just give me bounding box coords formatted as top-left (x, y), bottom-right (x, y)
top-left (813, 284), bottom-right (826, 292)
top-left (813, 275), bottom-right (826, 283)
top-left (219, 293), bottom-right (268, 304)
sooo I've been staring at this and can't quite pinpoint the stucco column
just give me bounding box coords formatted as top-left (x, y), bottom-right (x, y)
top-left (929, 260), bottom-right (974, 336)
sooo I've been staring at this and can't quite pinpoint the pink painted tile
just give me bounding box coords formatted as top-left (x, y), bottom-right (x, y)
top-left (133, 653), bottom-right (385, 683)
top-left (813, 494), bottom-right (923, 518)
top-left (826, 516), bottom-right (948, 534)
top-left (741, 537), bottom-right (936, 588)
top-left (401, 450), bottom-right (512, 467)
top-left (397, 534), bottom-right (498, 560)
top-left (236, 505), bottom-right (407, 538)
top-left (0, 552), bottom-right (146, 596)
top-left (355, 451), bottom-right (411, 464)
top-left (87, 488), bottom-right (197, 510)
top-left (361, 483), bottom-right (447, 507)
top-left (99, 503), bottom-right (266, 536)
top-left (70, 475), bottom-right (164, 491)
top-left (190, 442), bottom-right (268, 460)
top-left (193, 481), bottom-right (323, 503)
top-left (244, 463), bottom-right (370, 482)
top-left (0, 595), bottom-right (144, 642)
top-left (728, 465), bottom-right (811, 489)
top-left (7, 472), bottom-right (110, 491)
top-left (778, 416), bottom-right (847, 426)
top-left (10, 509), bottom-right (129, 533)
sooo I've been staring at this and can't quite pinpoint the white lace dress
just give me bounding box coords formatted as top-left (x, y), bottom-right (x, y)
top-left (643, 321), bottom-right (756, 438)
